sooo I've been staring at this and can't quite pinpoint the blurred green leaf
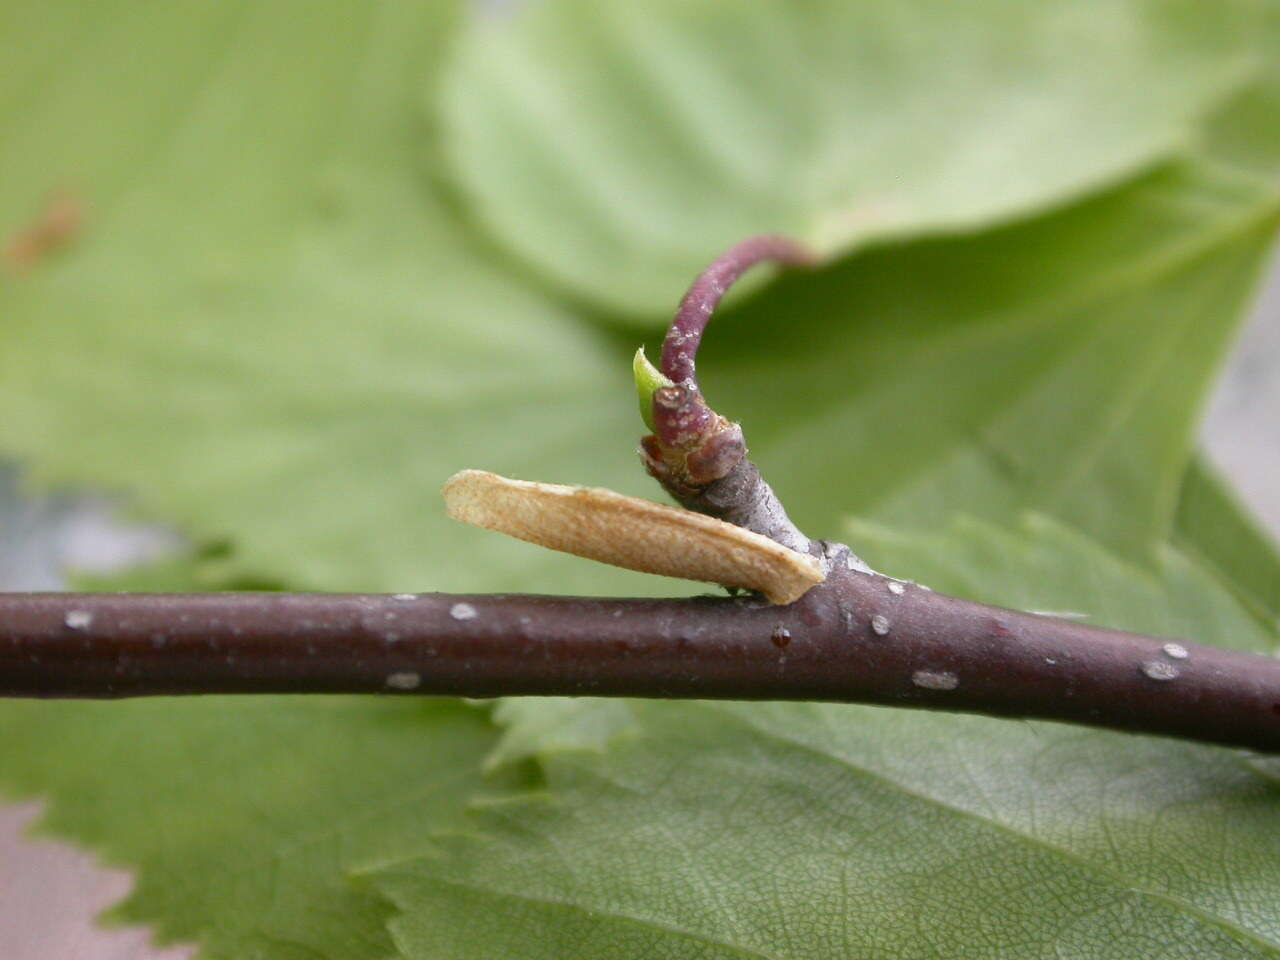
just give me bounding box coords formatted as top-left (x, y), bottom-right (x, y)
top-left (0, 697), bottom-right (518, 960)
top-left (1, 154), bottom-right (1274, 594)
top-left (0, 0), bottom-right (687, 599)
top-left (1174, 456), bottom-right (1280, 627)
top-left (484, 696), bottom-right (639, 773)
top-left (1204, 0), bottom-right (1280, 178)
top-left (439, 0), bottom-right (1259, 316)
top-left (0, 2), bottom-right (1276, 958)
top-left (1170, 0), bottom-right (1280, 620)
top-left (378, 515), bottom-right (1280, 960)
top-left (0, 0), bottom-right (1273, 594)
top-left (711, 164), bottom-right (1279, 559)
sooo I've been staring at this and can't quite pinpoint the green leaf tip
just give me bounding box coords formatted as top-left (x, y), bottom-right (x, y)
top-left (633, 347), bottom-right (674, 432)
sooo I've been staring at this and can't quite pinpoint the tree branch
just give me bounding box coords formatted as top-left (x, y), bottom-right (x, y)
top-left (2, 235), bottom-right (1277, 756)
top-left (641, 236), bottom-right (819, 554)
top-left (3, 576), bottom-right (1278, 752)
top-left (661, 233), bottom-right (817, 391)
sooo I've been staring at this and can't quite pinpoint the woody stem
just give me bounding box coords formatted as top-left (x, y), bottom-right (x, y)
top-left (2, 585), bottom-right (1278, 753)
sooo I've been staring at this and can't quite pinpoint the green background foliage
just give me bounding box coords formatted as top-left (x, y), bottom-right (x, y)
top-left (0, 0), bottom-right (1278, 957)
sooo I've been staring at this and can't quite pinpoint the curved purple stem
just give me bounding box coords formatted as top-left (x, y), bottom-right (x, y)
top-left (661, 235), bottom-right (817, 389)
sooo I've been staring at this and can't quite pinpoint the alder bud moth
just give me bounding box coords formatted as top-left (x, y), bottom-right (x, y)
top-left (443, 470), bottom-right (824, 605)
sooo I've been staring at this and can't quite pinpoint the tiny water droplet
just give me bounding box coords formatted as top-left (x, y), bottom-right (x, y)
top-left (450, 602), bottom-right (478, 621)
top-left (1142, 660), bottom-right (1179, 681)
top-left (392, 593), bottom-right (416, 601)
top-left (887, 580), bottom-right (905, 596)
top-left (385, 672), bottom-right (421, 690)
top-left (1161, 643), bottom-right (1189, 660)
top-left (64, 610), bottom-right (92, 630)
top-left (870, 614), bottom-right (890, 636)
top-left (771, 626), bottom-right (791, 649)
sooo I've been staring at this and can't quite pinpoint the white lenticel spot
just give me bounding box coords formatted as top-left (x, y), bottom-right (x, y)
top-left (1161, 642), bottom-right (1189, 660)
top-left (64, 610), bottom-right (92, 630)
top-left (450, 602), bottom-right (478, 621)
top-left (1142, 660), bottom-right (1180, 681)
top-left (385, 672), bottom-right (421, 690)
top-left (887, 580), bottom-right (906, 596)
top-left (912, 670), bottom-right (959, 691)
top-left (870, 614), bottom-right (890, 636)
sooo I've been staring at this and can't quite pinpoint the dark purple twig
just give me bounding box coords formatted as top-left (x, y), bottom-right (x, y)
top-left (661, 234), bottom-right (817, 390)
top-left (3, 573), bottom-right (1278, 752)
top-left (642, 236), bottom-right (817, 548)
